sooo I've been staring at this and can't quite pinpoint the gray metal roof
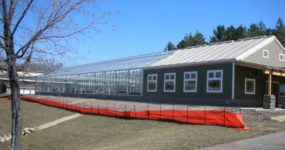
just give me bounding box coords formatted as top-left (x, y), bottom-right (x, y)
top-left (149, 36), bottom-right (276, 68)
top-left (46, 36), bottom-right (283, 77)
top-left (46, 51), bottom-right (174, 77)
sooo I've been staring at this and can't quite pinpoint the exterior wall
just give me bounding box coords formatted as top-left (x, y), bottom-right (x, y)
top-left (235, 65), bottom-right (285, 107)
top-left (0, 80), bottom-right (36, 95)
top-left (234, 66), bottom-right (266, 106)
top-left (143, 63), bottom-right (233, 102)
top-left (242, 40), bottom-right (285, 68)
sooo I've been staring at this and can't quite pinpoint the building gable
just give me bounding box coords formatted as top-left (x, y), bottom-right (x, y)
top-left (241, 39), bottom-right (285, 68)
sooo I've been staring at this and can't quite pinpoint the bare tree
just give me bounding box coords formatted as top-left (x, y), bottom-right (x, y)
top-left (0, 0), bottom-right (109, 149)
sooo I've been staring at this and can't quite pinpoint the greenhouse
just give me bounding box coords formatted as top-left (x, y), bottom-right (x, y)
top-left (35, 52), bottom-right (173, 96)
top-left (36, 36), bottom-right (285, 107)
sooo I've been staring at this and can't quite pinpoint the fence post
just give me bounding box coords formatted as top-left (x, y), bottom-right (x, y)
top-left (106, 103), bottom-right (108, 115)
top-left (187, 105), bottom-right (189, 123)
top-left (147, 104), bottom-right (149, 120)
top-left (62, 99), bottom-right (63, 108)
top-left (134, 104), bottom-right (136, 118)
top-left (65, 100), bottom-right (68, 109)
top-left (84, 102), bottom-right (86, 113)
top-left (62, 100), bottom-right (65, 109)
top-left (204, 105), bottom-right (206, 124)
top-left (65, 100), bottom-right (67, 109)
top-left (114, 103), bottom-right (116, 117)
top-left (97, 103), bottom-right (99, 114)
top-left (224, 107), bottom-right (226, 126)
top-left (173, 104), bottom-right (174, 121)
top-left (160, 104), bottom-right (162, 120)
top-left (91, 103), bottom-right (93, 114)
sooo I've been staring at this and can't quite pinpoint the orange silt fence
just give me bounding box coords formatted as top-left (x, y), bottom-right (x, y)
top-left (19, 96), bottom-right (249, 130)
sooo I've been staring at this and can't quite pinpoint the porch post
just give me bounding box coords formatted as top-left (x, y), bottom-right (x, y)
top-left (268, 72), bottom-right (272, 95)
top-left (263, 71), bottom-right (275, 109)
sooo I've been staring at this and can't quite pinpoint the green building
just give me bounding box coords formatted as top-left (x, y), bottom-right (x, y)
top-left (36, 36), bottom-right (285, 107)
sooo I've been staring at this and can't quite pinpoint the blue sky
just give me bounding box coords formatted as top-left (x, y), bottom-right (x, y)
top-left (66, 0), bottom-right (285, 66)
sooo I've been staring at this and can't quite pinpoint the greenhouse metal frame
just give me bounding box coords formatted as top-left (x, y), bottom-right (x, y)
top-left (36, 51), bottom-right (173, 97)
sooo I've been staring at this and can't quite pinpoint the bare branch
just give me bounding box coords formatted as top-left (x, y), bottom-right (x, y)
top-left (11, 0), bottom-right (33, 36)
top-left (8, 0), bottom-right (17, 23)
top-left (15, 0), bottom-right (87, 58)
top-left (38, 22), bottom-right (93, 40)
top-left (1, 0), bottom-right (8, 26)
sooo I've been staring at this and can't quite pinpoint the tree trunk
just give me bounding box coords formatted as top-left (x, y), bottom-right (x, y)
top-left (7, 54), bottom-right (22, 150)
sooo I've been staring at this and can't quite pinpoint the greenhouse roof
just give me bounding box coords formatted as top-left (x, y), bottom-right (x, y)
top-left (46, 51), bottom-right (174, 77)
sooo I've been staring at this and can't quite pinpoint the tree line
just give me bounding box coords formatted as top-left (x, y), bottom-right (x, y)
top-left (164, 18), bottom-right (285, 51)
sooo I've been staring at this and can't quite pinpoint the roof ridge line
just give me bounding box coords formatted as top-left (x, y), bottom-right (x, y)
top-left (65, 51), bottom-right (175, 69)
top-left (182, 35), bottom-right (272, 50)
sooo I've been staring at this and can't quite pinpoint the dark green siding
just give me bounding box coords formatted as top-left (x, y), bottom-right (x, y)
top-left (234, 66), bottom-right (266, 106)
top-left (235, 66), bottom-right (285, 107)
top-left (143, 63), bottom-right (233, 99)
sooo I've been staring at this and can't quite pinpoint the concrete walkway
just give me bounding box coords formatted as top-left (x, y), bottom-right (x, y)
top-left (35, 113), bottom-right (82, 131)
top-left (203, 131), bottom-right (285, 150)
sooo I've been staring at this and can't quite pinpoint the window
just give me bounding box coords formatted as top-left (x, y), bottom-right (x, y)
top-left (245, 78), bottom-right (255, 95)
top-left (184, 71), bottom-right (198, 92)
top-left (207, 70), bottom-right (223, 93)
top-left (279, 53), bottom-right (285, 61)
top-left (263, 49), bottom-right (269, 58)
top-left (147, 74), bottom-right (157, 92)
top-left (164, 73), bottom-right (176, 92)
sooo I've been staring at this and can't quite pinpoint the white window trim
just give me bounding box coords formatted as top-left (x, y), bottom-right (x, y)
top-left (183, 71), bottom-right (198, 93)
top-left (147, 74), bottom-right (157, 92)
top-left (206, 70), bottom-right (223, 93)
top-left (263, 49), bottom-right (269, 59)
top-left (279, 53), bottom-right (285, 61)
top-left (244, 78), bottom-right (256, 95)
top-left (164, 73), bottom-right (176, 92)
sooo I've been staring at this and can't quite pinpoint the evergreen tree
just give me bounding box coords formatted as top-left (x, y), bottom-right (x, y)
top-left (258, 21), bottom-right (267, 34)
top-left (224, 25), bottom-right (247, 40)
top-left (224, 25), bottom-right (236, 40)
top-left (166, 18), bottom-right (285, 51)
top-left (234, 25), bottom-right (247, 40)
top-left (164, 41), bottom-right (177, 51)
top-left (210, 25), bottom-right (226, 42)
top-left (176, 40), bottom-right (186, 49)
top-left (184, 33), bottom-right (195, 47)
top-left (193, 31), bottom-right (207, 45)
top-left (275, 18), bottom-right (285, 46)
top-left (176, 34), bottom-right (191, 49)
top-left (176, 32), bottom-right (206, 49)
top-left (248, 24), bottom-right (262, 37)
top-left (211, 25), bottom-right (247, 42)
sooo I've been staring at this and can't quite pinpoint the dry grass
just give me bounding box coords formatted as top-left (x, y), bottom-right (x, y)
top-left (1, 99), bottom-right (285, 150)
top-left (0, 100), bottom-right (74, 134)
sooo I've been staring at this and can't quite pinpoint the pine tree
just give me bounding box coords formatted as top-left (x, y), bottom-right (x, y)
top-left (210, 25), bottom-right (226, 42)
top-left (193, 31), bottom-right (207, 45)
top-left (177, 34), bottom-right (191, 49)
top-left (258, 21), bottom-right (267, 34)
top-left (235, 25), bottom-right (247, 39)
top-left (275, 18), bottom-right (285, 46)
top-left (176, 32), bottom-right (206, 49)
top-left (176, 41), bottom-right (185, 49)
top-left (224, 25), bottom-right (235, 40)
top-left (248, 24), bottom-right (262, 37)
top-left (164, 41), bottom-right (177, 51)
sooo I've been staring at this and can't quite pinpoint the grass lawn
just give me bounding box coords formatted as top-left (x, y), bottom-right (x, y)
top-left (0, 100), bottom-right (74, 135)
top-left (1, 99), bottom-right (285, 150)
